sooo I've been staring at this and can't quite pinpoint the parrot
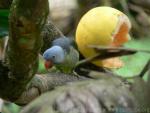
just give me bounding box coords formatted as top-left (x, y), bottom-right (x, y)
top-left (75, 6), bottom-right (132, 69)
top-left (43, 37), bottom-right (79, 74)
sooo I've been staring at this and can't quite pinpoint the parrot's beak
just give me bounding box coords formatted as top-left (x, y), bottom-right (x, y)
top-left (44, 60), bottom-right (53, 69)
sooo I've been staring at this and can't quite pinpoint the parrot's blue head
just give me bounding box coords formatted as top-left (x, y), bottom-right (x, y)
top-left (43, 46), bottom-right (65, 69)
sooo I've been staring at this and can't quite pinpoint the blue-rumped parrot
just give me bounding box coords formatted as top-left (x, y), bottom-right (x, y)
top-left (43, 37), bottom-right (79, 73)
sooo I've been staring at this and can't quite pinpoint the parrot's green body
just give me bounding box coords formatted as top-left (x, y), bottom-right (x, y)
top-left (55, 46), bottom-right (79, 73)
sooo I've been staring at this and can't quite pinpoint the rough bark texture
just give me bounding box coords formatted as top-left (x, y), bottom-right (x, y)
top-left (41, 21), bottom-right (64, 53)
top-left (15, 73), bottom-right (88, 105)
top-left (20, 74), bottom-right (150, 113)
top-left (0, 0), bottom-right (49, 101)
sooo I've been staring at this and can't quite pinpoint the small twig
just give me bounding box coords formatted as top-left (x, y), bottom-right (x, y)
top-left (89, 45), bottom-right (150, 54)
top-left (80, 68), bottom-right (115, 76)
top-left (75, 45), bottom-right (150, 67)
top-left (120, 0), bottom-right (130, 14)
top-left (138, 59), bottom-right (150, 78)
top-left (76, 53), bottom-right (101, 67)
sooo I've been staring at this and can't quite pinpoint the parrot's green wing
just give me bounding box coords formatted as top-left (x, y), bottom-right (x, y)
top-left (0, 9), bottom-right (9, 38)
top-left (56, 46), bottom-right (79, 74)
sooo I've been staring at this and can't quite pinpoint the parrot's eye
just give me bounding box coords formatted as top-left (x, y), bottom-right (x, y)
top-left (52, 55), bottom-right (56, 59)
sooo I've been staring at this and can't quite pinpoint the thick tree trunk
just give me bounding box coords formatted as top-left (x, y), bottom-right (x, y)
top-left (0, 0), bottom-right (49, 101)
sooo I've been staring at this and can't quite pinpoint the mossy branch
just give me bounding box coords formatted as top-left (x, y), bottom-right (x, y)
top-left (0, 0), bottom-right (49, 102)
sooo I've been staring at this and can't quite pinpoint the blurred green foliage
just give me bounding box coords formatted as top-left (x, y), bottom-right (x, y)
top-left (38, 57), bottom-right (47, 73)
top-left (0, 9), bottom-right (9, 37)
top-left (2, 103), bottom-right (20, 113)
top-left (115, 37), bottom-right (150, 80)
top-left (0, 9), bottom-right (9, 28)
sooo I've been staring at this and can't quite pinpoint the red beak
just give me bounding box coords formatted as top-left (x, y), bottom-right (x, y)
top-left (44, 60), bottom-right (53, 69)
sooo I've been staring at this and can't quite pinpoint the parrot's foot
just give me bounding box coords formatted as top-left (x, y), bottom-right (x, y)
top-left (73, 70), bottom-right (80, 77)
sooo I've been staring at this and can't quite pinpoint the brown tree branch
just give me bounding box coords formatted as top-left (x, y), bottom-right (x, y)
top-left (41, 20), bottom-right (64, 53)
top-left (20, 75), bottom-right (140, 113)
top-left (15, 73), bottom-right (88, 105)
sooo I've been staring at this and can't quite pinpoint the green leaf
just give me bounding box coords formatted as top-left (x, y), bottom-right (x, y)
top-left (114, 37), bottom-right (150, 81)
top-left (0, 9), bottom-right (9, 37)
top-left (38, 56), bottom-right (47, 73)
top-left (0, 9), bottom-right (9, 29)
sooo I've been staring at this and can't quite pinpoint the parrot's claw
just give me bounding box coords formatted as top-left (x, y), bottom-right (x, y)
top-left (73, 70), bottom-right (80, 77)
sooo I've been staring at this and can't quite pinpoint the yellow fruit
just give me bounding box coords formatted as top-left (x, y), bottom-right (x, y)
top-left (76, 6), bottom-right (131, 68)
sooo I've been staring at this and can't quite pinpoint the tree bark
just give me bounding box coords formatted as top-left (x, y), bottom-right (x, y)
top-left (20, 74), bottom-right (150, 113)
top-left (0, 0), bottom-right (49, 101)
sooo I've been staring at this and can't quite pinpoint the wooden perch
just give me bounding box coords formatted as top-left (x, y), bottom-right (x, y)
top-left (15, 73), bottom-right (88, 105)
top-left (20, 74), bottom-right (150, 113)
